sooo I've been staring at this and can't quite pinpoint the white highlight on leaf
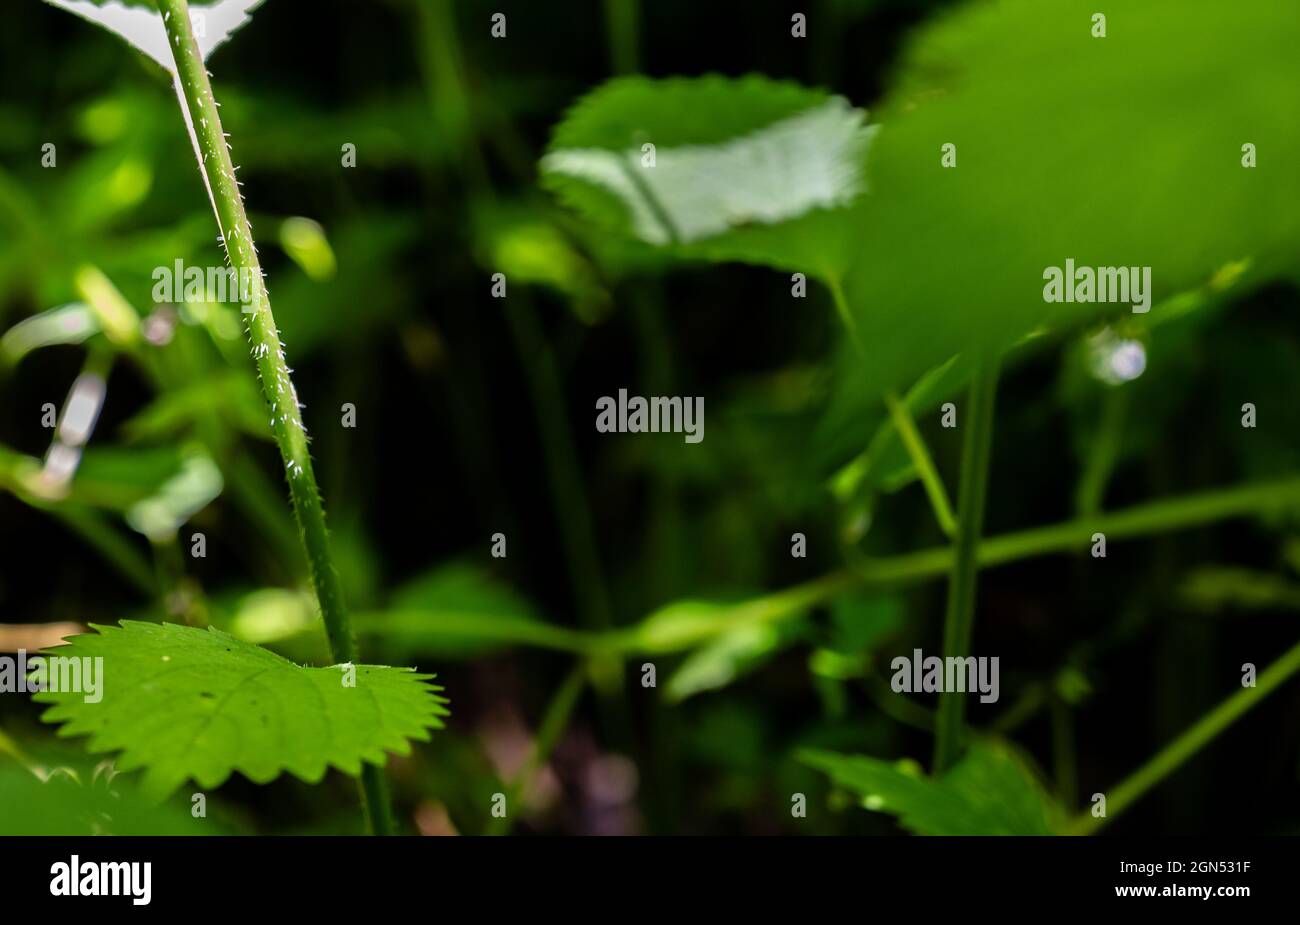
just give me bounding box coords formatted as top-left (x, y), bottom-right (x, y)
top-left (541, 98), bottom-right (875, 245)
top-left (43, 0), bottom-right (265, 236)
top-left (41, 0), bottom-right (264, 73)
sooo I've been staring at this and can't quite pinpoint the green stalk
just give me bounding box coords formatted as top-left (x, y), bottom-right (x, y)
top-left (884, 390), bottom-right (957, 538)
top-left (1070, 634), bottom-right (1300, 834)
top-left (1075, 386), bottom-right (1129, 516)
top-left (603, 0), bottom-right (641, 75)
top-left (933, 355), bottom-right (1000, 773)
top-left (486, 665), bottom-right (588, 835)
top-left (157, 0), bottom-right (391, 834)
top-left (847, 474), bottom-right (1300, 589)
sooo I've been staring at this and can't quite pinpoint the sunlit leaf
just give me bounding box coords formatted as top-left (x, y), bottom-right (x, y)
top-left (35, 621), bottom-right (449, 798)
top-left (542, 75), bottom-right (875, 276)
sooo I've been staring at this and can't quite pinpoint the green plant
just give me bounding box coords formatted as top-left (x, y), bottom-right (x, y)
top-left (537, 0), bottom-right (1300, 833)
top-left (31, 0), bottom-right (448, 835)
top-left (11, 0), bottom-right (1299, 839)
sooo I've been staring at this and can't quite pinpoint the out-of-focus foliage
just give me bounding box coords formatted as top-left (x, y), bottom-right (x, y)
top-left (542, 75), bottom-right (874, 275)
top-left (802, 740), bottom-right (1060, 835)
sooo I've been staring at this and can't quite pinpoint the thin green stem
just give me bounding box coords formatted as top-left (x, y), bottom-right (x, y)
top-left (1070, 634), bottom-right (1300, 834)
top-left (1050, 696), bottom-right (1078, 810)
top-left (1075, 386), bottom-right (1129, 516)
top-left (845, 474), bottom-right (1300, 589)
top-left (825, 276), bottom-right (863, 353)
top-left (933, 355), bottom-right (1000, 773)
top-left (884, 390), bottom-right (957, 538)
top-left (486, 664), bottom-right (588, 835)
top-left (376, 475), bottom-right (1300, 659)
top-left (157, 0), bottom-right (389, 834)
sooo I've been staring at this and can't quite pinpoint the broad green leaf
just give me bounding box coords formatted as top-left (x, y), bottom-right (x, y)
top-left (541, 75), bottom-right (875, 276)
top-left (839, 0), bottom-right (1300, 397)
top-left (802, 740), bottom-right (1059, 835)
top-left (35, 621), bottom-right (449, 798)
top-left (356, 563), bottom-right (583, 657)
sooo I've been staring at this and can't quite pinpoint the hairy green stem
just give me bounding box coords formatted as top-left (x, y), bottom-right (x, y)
top-left (933, 356), bottom-right (1000, 773)
top-left (1070, 634), bottom-right (1300, 834)
top-left (157, 0), bottom-right (390, 834)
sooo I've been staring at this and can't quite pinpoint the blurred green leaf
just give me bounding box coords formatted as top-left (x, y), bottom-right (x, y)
top-left (123, 448), bottom-right (222, 540)
top-left (838, 0), bottom-right (1300, 398)
top-left (121, 371), bottom-right (270, 443)
top-left (357, 563), bottom-right (583, 657)
top-left (542, 75), bottom-right (875, 276)
top-left (802, 739), bottom-right (1059, 834)
top-left (665, 621), bottom-right (803, 703)
top-left (1181, 567), bottom-right (1300, 613)
top-left (828, 593), bottom-right (905, 655)
top-left (278, 217), bottom-right (336, 282)
top-left (0, 763), bottom-right (224, 835)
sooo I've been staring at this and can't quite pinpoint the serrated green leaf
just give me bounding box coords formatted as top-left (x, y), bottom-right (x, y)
top-left (35, 621), bottom-right (449, 798)
top-left (541, 75), bottom-right (875, 276)
top-left (801, 740), bottom-right (1060, 835)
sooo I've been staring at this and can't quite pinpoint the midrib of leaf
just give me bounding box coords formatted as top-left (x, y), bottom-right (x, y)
top-left (155, 0), bottom-right (392, 834)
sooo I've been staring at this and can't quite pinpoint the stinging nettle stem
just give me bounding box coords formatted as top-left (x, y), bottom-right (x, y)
top-left (157, 0), bottom-right (391, 834)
